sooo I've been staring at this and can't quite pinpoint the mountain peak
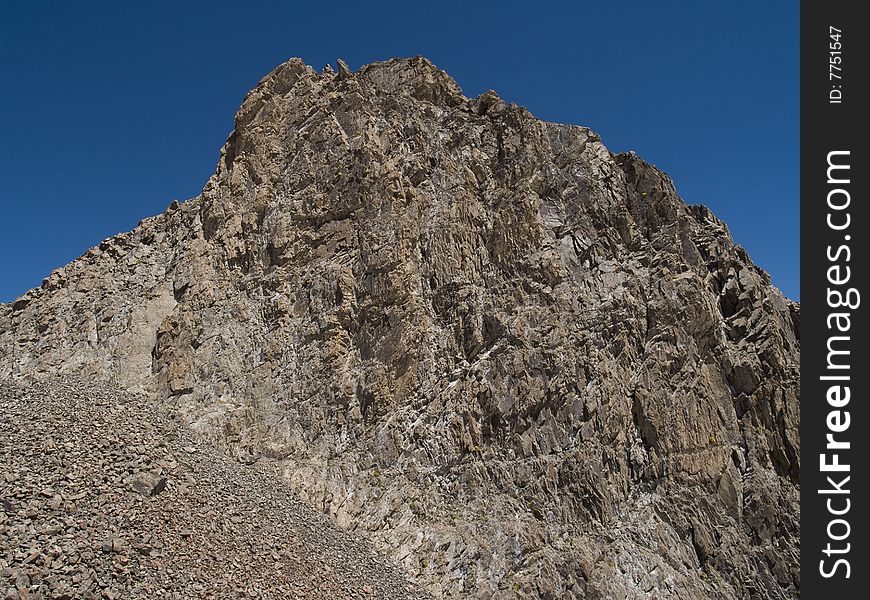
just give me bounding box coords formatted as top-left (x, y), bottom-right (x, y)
top-left (1, 57), bottom-right (799, 599)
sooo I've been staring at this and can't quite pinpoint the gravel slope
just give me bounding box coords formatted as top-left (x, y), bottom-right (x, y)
top-left (0, 378), bottom-right (426, 599)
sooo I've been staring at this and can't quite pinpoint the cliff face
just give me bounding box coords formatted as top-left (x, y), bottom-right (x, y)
top-left (0, 57), bottom-right (799, 599)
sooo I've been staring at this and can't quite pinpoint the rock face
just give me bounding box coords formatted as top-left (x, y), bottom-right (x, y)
top-left (0, 57), bottom-right (799, 598)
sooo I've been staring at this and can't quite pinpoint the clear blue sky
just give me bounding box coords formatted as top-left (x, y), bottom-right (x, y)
top-left (0, 0), bottom-right (798, 301)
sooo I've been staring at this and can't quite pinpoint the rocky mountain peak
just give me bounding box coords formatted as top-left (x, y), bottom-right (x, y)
top-left (1, 57), bottom-right (799, 599)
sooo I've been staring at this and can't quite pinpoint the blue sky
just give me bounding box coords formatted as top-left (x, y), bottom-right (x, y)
top-left (0, 1), bottom-right (798, 301)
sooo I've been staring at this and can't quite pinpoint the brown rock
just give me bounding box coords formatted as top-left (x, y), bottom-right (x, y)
top-left (129, 472), bottom-right (166, 498)
top-left (0, 57), bottom-right (799, 599)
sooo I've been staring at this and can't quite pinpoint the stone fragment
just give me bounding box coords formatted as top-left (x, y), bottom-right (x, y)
top-left (129, 472), bottom-right (167, 498)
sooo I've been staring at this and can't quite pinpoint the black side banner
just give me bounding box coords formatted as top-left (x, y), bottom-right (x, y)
top-left (802, 1), bottom-right (869, 597)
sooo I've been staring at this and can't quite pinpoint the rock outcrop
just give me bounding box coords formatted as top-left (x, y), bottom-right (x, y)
top-left (0, 57), bottom-right (799, 599)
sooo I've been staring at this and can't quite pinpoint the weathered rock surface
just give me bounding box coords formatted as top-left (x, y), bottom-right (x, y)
top-left (0, 378), bottom-right (426, 599)
top-left (0, 57), bottom-right (799, 598)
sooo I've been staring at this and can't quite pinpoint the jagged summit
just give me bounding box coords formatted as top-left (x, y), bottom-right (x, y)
top-left (254, 55), bottom-right (466, 101)
top-left (1, 57), bottom-right (799, 599)
top-left (232, 56), bottom-right (467, 140)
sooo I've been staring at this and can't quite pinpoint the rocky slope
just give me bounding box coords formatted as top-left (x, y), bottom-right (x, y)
top-left (0, 378), bottom-right (426, 599)
top-left (0, 57), bottom-right (799, 598)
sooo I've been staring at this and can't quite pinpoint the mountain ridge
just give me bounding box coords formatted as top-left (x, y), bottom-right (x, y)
top-left (1, 56), bottom-right (799, 599)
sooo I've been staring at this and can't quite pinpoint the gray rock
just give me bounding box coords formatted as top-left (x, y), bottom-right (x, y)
top-left (0, 56), bottom-right (799, 599)
top-left (0, 379), bottom-right (424, 599)
top-left (129, 472), bottom-right (167, 497)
